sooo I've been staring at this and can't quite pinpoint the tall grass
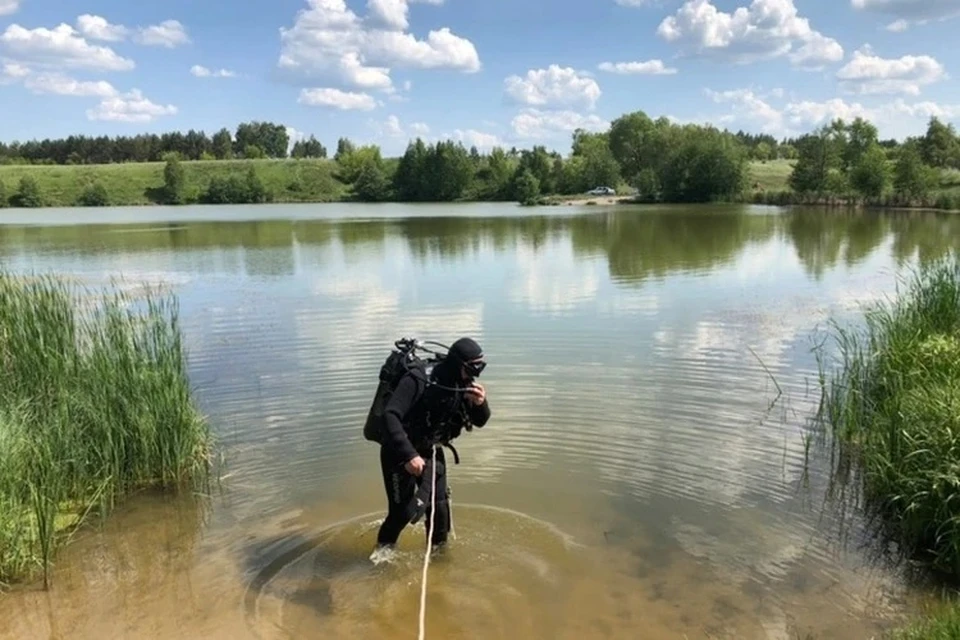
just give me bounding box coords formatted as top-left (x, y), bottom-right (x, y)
top-left (0, 273), bottom-right (212, 588)
top-left (816, 253), bottom-right (960, 579)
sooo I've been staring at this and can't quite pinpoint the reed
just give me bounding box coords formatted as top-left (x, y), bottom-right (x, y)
top-left (0, 273), bottom-right (212, 587)
top-left (816, 253), bottom-right (960, 578)
top-left (891, 599), bottom-right (960, 639)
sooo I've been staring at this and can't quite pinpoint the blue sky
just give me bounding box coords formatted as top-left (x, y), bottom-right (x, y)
top-left (1, 0), bottom-right (960, 155)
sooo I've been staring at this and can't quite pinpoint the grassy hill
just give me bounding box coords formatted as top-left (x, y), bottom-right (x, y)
top-left (0, 159), bottom-right (348, 207)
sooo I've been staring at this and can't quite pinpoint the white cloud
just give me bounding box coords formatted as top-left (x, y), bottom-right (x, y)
top-left (706, 89), bottom-right (785, 134)
top-left (278, 0), bottom-right (479, 94)
top-left (704, 85), bottom-right (960, 139)
top-left (836, 47), bottom-right (946, 95)
top-left (86, 89), bottom-right (177, 122)
top-left (24, 72), bottom-right (117, 97)
top-left (0, 0), bottom-right (18, 16)
top-left (0, 61), bottom-right (29, 82)
top-left (453, 129), bottom-right (504, 150)
top-left (298, 87), bottom-right (378, 110)
top-left (410, 122), bottom-right (430, 135)
top-left (134, 20), bottom-right (189, 48)
top-left (851, 0), bottom-right (960, 30)
top-left (382, 114), bottom-right (404, 136)
top-left (504, 65), bottom-right (602, 110)
top-left (598, 60), bottom-right (678, 75)
top-left (657, 0), bottom-right (844, 69)
top-left (0, 23), bottom-right (135, 71)
top-left (191, 64), bottom-right (237, 78)
top-left (76, 15), bottom-right (129, 42)
top-left (511, 108), bottom-right (610, 139)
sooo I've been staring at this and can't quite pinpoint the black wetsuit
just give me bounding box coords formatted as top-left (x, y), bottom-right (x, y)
top-left (376, 358), bottom-right (491, 547)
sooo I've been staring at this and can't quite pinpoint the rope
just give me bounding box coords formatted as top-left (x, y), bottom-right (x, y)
top-left (417, 446), bottom-right (438, 640)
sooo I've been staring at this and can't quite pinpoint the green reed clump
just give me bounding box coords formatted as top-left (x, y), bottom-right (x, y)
top-left (0, 273), bottom-right (212, 587)
top-left (817, 253), bottom-right (960, 578)
top-left (891, 599), bottom-right (960, 639)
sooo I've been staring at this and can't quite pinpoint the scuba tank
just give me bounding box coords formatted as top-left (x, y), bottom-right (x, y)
top-left (363, 338), bottom-right (438, 443)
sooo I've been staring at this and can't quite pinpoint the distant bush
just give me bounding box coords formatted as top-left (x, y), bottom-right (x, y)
top-left (10, 176), bottom-right (42, 208)
top-left (201, 167), bottom-right (269, 204)
top-left (77, 183), bottom-right (110, 207)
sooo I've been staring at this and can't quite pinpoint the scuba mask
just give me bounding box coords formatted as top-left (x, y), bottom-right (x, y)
top-left (463, 359), bottom-right (486, 379)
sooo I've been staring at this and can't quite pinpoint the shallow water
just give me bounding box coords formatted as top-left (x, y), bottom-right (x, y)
top-left (1, 202), bottom-right (959, 639)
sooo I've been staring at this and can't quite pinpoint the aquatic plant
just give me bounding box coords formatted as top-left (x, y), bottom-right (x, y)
top-left (816, 252), bottom-right (960, 578)
top-left (891, 599), bottom-right (960, 639)
top-left (0, 273), bottom-right (213, 588)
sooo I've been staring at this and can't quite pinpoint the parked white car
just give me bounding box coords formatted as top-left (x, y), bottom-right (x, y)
top-left (586, 186), bottom-right (616, 196)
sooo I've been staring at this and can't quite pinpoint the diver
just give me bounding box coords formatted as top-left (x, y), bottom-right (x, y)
top-left (374, 337), bottom-right (491, 553)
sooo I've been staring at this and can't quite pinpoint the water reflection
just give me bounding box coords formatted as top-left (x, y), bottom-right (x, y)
top-left (0, 206), bottom-right (957, 284)
top-left (0, 203), bottom-right (957, 639)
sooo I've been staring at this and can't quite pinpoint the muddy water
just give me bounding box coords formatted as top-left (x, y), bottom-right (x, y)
top-left (1, 203), bottom-right (958, 639)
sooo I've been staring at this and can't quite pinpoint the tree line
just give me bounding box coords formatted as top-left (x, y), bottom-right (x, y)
top-left (774, 115), bottom-right (960, 209)
top-left (0, 121), bottom-right (328, 165)
top-left (2, 109), bottom-right (958, 209)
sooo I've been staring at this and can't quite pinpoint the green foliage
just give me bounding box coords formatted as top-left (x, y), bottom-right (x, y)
top-left (849, 143), bottom-right (890, 199)
top-left (336, 144), bottom-right (384, 185)
top-left (201, 166), bottom-right (269, 204)
top-left (817, 255), bottom-right (960, 579)
top-left (243, 145), bottom-right (265, 160)
top-left (571, 130), bottom-right (621, 191)
top-left (660, 126), bottom-right (747, 203)
top-left (895, 142), bottom-right (939, 200)
top-left (353, 158), bottom-right (391, 202)
top-left (753, 141), bottom-right (772, 162)
top-left (11, 175), bottom-right (43, 208)
top-left (789, 126), bottom-right (841, 193)
top-left (162, 154), bottom-right (186, 205)
top-left (513, 168), bottom-right (540, 206)
top-left (234, 121), bottom-right (288, 159)
top-left (472, 147), bottom-right (516, 201)
top-left (392, 138), bottom-right (473, 201)
top-left (291, 136), bottom-right (327, 159)
top-left (0, 179), bottom-right (5, 208)
top-left (841, 117), bottom-right (879, 171)
top-left (212, 128), bottom-right (233, 160)
top-left (0, 274), bottom-right (212, 585)
top-left (77, 182), bottom-right (109, 207)
top-left (921, 117), bottom-right (960, 169)
top-left (892, 601), bottom-right (960, 639)
top-left (334, 138), bottom-right (356, 163)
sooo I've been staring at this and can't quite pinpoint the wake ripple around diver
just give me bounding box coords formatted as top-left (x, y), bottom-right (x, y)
top-left (242, 504), bottom-right (583, 640)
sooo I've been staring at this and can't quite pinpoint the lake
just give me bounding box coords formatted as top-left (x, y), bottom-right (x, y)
top-left (1, 202), bottom-right (958, 639)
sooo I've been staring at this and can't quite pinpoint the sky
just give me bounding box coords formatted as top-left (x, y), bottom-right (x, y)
top-left (1, 0), bottom-right (960, 155)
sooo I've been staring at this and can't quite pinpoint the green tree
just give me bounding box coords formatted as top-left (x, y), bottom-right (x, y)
top-left (894, 141), bottom-right (939, 200)
top-left (162, 153), bottom-right (186, 204)
top-left (338, 145), bottom-right (383, 184)
top-left (849, 143), bottom-right (890, 199)
top-left (515, 146), bottom-right (556, 194)
top-left (843, 117), bottom-right (879, 171)
top-left (660, 126), bottom-right (746, 202)
top-left (334, 138), bottom-right (356, 163)
top-left (0, 180), bottom-right (6, 208)
top-left (243, 145), bottom-right (265, 159)
top-left (920, 117), bottom-right (959, 168)
top-left (513, 168), bottom-right (540, 206)
top-left (394, 138), bottom-right (430, 201)
top-left (12, 175), bottom-right (43, 208)
top-left (212, 128), bottom-right (233, 160)
top-left (353, 158), bottom-right (391, 202)
top-left (753, 142), bottom-right (772, 162)
top-left (245, 166), bottom-right (268, 203)
top-left (473, 147), bottom-right (515, 200)
top-left (428, 140), bottom-right (474, 201)
top-left (77, 182), bottom-right (109, 206)
top-left (789, 127), bottom-right (841, 193)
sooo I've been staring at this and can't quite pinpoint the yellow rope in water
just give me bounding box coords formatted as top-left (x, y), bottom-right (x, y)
top-left (418, 446), bottom-right (438, 640)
